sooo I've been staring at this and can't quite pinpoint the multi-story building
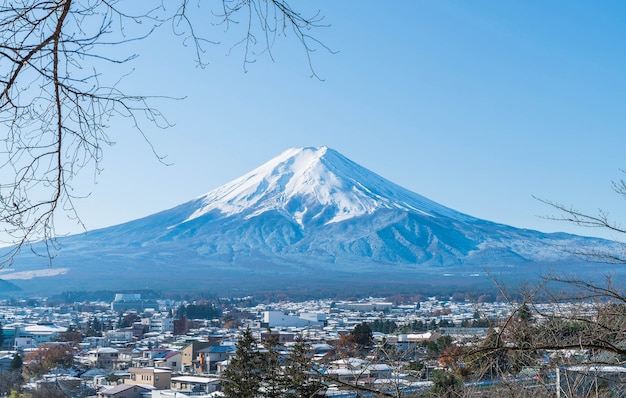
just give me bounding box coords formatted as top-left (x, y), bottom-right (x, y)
top-left (88, 347), bottom-right (120, 369)
top-left (261, 311), bottom-right (326, 328)
top-left (196, 345), bottom-right (236, 373)
top-left (180, 341), bottom-right (213, 373)
top-left (125, 367), bottom-right (172, 390)
top-left (111, 294), bottom-right (158, 312)
top-left (141, 316), bottom-right (174, 333)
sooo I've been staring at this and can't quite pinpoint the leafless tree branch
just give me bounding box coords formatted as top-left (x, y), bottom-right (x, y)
top-left (0, 0), bottom-right (329, 267)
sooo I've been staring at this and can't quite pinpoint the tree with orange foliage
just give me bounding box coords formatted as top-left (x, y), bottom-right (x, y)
top-left (333, 334), bottom-right (360, 358)
top-left (23, 342), bottom-right (75, 377)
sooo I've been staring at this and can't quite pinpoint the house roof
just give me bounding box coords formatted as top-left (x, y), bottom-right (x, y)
top-left (151, 351), bottom-right (170, 359)
top-left (129, 367), bottom-right (172, 374)
top-left (90, 347), bottom-right (119, 354)
top-left (101, 384), bottom-right (154, 395)
top-left (163, 351), bottom-right (181, 360)
top-left (172, 375), bottom-right (221, 384)
top-left (23, 324), bottom-right (67, 334)
top-left (199, 345), bottom-right (236, 354)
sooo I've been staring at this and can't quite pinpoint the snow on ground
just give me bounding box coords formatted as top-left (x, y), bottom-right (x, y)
top-left (0, 267), bottom-right (68, 279)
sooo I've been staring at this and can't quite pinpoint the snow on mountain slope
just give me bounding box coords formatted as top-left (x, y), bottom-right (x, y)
top-left (182, 146), bottom-right (469, 228)
top-left (65, 145), bottom-right (611, 269)
top-left (2, 146), bottom-right (620, 295)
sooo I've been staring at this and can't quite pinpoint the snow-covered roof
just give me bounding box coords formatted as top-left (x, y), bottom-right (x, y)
top-left (172, 375), bottom-right (221, 384)
top-left (23, 324), bottom-right (66, 334)
top-left (89, 347), bottom-right (119, 354)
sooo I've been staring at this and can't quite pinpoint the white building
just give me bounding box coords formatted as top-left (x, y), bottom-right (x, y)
top-left (262, 311), bottom-right (325, 328)
top-left (105, 330), bottom-right (134, 344)
top-left (3, 323), bottom-right (66, 349)
top-left (335, 302), bottom-right (393, 312)
top-left (142, 316), bottom-right (174, 333)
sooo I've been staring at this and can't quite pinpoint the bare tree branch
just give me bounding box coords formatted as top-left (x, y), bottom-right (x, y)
top-left (0, 0), bottom-right (330, 267)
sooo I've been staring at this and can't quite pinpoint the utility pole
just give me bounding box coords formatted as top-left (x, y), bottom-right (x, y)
top-left (555, 367), bottom-right (560, 398)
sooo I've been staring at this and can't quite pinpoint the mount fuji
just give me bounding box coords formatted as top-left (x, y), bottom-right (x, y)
top-left (0, 146), bottom-right (618, 297)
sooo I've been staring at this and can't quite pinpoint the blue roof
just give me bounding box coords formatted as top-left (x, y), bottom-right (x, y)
top-left (152, 351), bottom-right (169, 359)
top-left (204, 345), bottom-right (236, 353)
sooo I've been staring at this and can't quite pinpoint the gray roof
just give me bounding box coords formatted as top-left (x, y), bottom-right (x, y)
top-left (101, 384), bottom-right (154, 395)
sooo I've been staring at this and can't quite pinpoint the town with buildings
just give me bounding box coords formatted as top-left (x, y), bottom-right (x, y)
top-left (0, 292), bottom-right (515, 397)
top-left (0, 292), bottom-right (623, 397)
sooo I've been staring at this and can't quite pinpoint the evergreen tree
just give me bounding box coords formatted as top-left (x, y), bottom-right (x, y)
top-left (401, 319), bottom-right (426, 333)
top-left (57, 324), bottom-right (83, 343)
top-left (429, 319), bottom-right (437, 330)
top-left (222, 328), bottom-right (265, 398)
top-left (85, 317), bottom-right (102, 337)
top-left (261, 334), bottom-right (283, 398)
top-left (431, 369), bottom-right (462, 397)
top-left (283, 336), bottom-right (326, 398)
top-left (350, 322), bottom-right (373, 346)
top-left (9, 353), bottom-right (23, 372)
top-left (368, 319), bottom-right (397, 334)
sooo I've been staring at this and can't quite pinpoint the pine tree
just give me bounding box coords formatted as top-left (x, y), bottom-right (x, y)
top-left (9, 353), bottom-right (22, 372)
top-left (261, 333), bottom-right (283, 398)
top-left (222, 328), bottom-right (265, 398)
top-left (283, 336), bottom-right (326, 398)
top-left (350, 322), bottom-right (373, 346)
top-left (7, 353), bottom-right (24, 391)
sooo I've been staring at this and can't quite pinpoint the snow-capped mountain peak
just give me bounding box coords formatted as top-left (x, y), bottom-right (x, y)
top-left (183, 146), bottom-right (452, 227)
top-left (4, 146), bottom-right (617, 296)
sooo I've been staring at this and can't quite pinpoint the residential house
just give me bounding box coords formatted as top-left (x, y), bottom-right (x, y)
top-left (133, 348), bottom-right (171, 368)
top-left (180, 341), bottom-right (213, 372)
top-left (260, 331), bottom-right (295, 344)
top-left (88, 347), bottom-right (120, 369)
top-left (83, 336), bottom-right (107, 349)
top-left (116, 347), bottom-right (141, 370)
top-left (196, 345), bottom-right (236, 373)
top-left (98, 383), bottom-right (154, 398)
top-left (322, 358), bottom-right (391, 384)
top-left (125, 367), bottom-right (172, 390)
top-left (104, 330), bottom-right (134, 345)
top-left (154, 351), bottom-right (181, 371)
top-left (170, 375), bottom-right (221, 394)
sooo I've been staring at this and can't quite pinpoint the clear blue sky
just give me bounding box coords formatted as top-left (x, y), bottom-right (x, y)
top-left (61, 1), bottom-right (626, 241)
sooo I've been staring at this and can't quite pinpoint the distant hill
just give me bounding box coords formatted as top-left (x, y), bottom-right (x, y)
top-left (1, 146), bottom-right (620, 297)
top-left (0, 278), bottom-right (21, 295)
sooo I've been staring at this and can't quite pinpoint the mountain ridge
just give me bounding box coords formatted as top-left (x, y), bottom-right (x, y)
top-left (0, 146), bottom-right (618, 296)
